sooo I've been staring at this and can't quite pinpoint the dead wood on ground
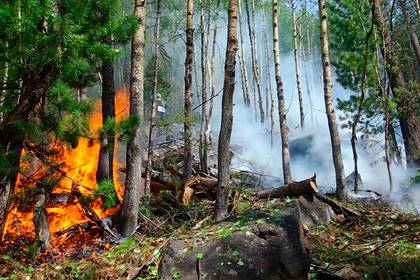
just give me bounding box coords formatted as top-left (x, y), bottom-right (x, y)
top-left (71, 186), bottom-right (117, 240)
top-left (257, 174), bottom-right (318, 199)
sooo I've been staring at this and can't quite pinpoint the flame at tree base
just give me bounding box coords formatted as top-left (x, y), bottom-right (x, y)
top-left (1, 89), bottom-right (130, 258)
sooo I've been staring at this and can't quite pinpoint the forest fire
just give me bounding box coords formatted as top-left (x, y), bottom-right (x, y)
top-left (1, 89), bottom-right (130, 258)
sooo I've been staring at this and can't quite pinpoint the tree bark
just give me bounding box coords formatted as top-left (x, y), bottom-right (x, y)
top-left (214, 0), bottom-right (238, 221)
top-left (118, 0), bottom-right (146, 238)
top-left (273, 0), bottom-right (292, 184)
top-left (183, 0), bottom-right (194, 184)
top-left (319, 0), bottom-right (347, 201)
top-left (257, 175), bottom-right (318, 199)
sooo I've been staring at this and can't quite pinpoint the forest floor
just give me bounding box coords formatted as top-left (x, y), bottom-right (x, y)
top-left (1, 187), bottom-right (420, 280)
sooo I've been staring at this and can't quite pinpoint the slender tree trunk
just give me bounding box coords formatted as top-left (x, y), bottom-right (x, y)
top-left (118, 0), bottom-right (146, 238)
top-left (273, 0), bottom-right (292, 184)
top-left (145, 0), bottom-right (161, 194)
top-left (238, 0), bottom-right (251, 108)
top-left (351, 7), bottom-right (374, 193)
top-left (97, 55), bottom-right (115, 183)
top-left (374, 0), bottom-right (420, 168)
top-left (399, 0), bottom-right (420, 70)
top-left (199, 0), bottom-right (210, 174)
top-left (291, 0), bottom-right (304, 129)
top-left (205, 0), bottom-right (221, 156)
top-left (298, 23), bottom-right (313, 126)
top-left (245, 0), bottom-right (264, 125)
top-left (261, 5), bottom-right (275, 147)
top-left (319, 0), bottom-right (347, 201)
top-left (214, 0), bottom-right (238, 221)
top-left (183, 0), bottom-right (195, 183)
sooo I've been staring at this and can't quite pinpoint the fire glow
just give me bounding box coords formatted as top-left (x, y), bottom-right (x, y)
top-left (2, 89), bottom-right (129, 250)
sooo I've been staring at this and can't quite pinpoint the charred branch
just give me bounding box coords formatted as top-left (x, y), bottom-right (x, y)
top-left (71, 186), bottom-right (117, 240)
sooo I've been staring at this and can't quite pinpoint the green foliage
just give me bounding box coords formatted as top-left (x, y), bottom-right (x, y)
top-left (0, 0), bottom-right (136, 183)
top-left (93, 178), bottom-right (119, 210)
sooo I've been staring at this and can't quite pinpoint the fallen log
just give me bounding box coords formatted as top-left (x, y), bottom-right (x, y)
top-left (257, 174), bottom-right (318, 199)
top-left (314, 194), bottom-right (360, 217)
top-left (71, 186), bottom-right (117, 240)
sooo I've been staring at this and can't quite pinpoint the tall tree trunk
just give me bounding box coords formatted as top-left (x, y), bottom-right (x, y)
top-left (399, 0), bottom-right (420, 70)
top-left (261, 5), bottom-right (275, 148)
top-left (97, 56), bottom-right (115, 183)
top-left (291, 0), bottom-right (304, 130)
top-left (183, 0), bottom-right (194, 183)
top-left (273, 0), bottom-right (292, 184)
top-left (238, 0), bottom-right (251, 108)
top-left (145, 0), bottom-right (161, 194)
top-left (118, 0), bottom-right (146, 238)
top-left (298, 22), bottom-right (314, 126)
top-left (351, 5), bottom-right (374, 193)
top-left (199, 0), bottom-right (210, 174)
top-left (205, 0), bottom-right (221, 158)
top-left (245, 0), bottom-right (264, 125)
top-left (319, 0), bottom-right (347, 201)
top-left (214, 0), bottom-right (238, 221)
top-left (374, 0), bottom-right (420, 168)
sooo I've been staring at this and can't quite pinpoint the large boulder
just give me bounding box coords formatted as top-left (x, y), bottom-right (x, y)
top-left (158, 200), bottom-right (313, 279)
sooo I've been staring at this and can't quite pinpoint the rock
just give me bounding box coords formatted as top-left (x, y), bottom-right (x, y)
top-left (297, 195), bottom-right (336, 227)
top-left (346, 171), bottom-right (365, 191)
top-left (158, 200), bottom-right (312, 279)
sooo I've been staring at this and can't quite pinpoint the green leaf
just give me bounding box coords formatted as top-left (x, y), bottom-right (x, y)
top-left (237, 259), bottom-right (244, 266)
top-left (196, 253), bottom-right (204, 259)
top-left (231, 250), bottom-right (239, 256)
top-left (172, 272), bottom-right (180, 279)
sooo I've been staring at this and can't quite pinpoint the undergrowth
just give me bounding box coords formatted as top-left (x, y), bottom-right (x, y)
top-left (1, 189), bottom-right (420, 279)
top-left (307, 201), bottom-right (420, 279)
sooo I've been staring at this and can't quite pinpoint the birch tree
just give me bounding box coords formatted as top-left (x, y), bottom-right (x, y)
top-left (214, 0), bottom-right (238, 221)
top-left (319, 0), bottom-right (347, 201)
top-left (273, 0), bottom-right (292, 184)
top-left (183, 0), bottom-right (194, 183)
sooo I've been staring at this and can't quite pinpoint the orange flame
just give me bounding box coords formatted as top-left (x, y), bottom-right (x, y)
top-left (3, 89), bottom-right (130, 249)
